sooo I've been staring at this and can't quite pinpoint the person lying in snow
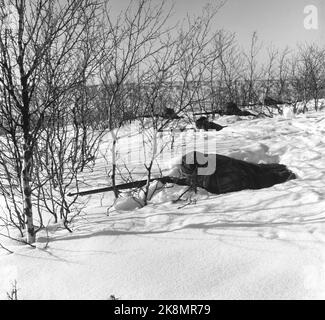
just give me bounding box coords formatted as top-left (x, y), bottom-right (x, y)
top-left (195, 117), bottom-right (226, 131)
top-left (113, 151), bottom-right (296, 210)
top-left (69, 151), bottom-right (296, 210)
top-left (220, 102), bottom-right (255, 116)
top-left (179, 151), bottom-right (296, 194)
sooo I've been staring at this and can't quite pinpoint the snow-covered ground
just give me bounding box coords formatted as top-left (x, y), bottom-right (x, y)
top-left (1, 101), bottom-right (325, 300)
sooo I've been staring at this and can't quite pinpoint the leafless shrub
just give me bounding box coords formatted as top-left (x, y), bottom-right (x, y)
top-left (0, 0), bottom-right (105, 243)
top-left (7, 280), bottom-right (18, 300)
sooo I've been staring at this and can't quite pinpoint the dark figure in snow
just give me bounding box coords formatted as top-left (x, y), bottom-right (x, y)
top-left (180, 151), bottom-right (296, 194)
top-left (220, 102), bottom-right (254, 116)
top-left (67, 150), bottom-right (296, 198)
top-left (195, 117), bottom-right (226, 131)
top-left (264, 96), bottom-right (285, 106)
top-left (162, 107), bottom-right (181, 119)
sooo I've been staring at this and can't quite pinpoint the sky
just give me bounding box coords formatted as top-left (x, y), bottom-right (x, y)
top-left (172, 0), bottom-right (324, 49)
top-left (110, 0), bottom-right (324, 55)
top-left (4, 0), bottom-right (323, 61)
top-left (219, 0), bottom-right (323, 48)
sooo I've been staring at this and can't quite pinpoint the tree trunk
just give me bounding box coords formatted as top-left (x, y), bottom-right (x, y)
top-left (110, 130), bottom-right (119, 199)
top-left (21, 145), bottom-right (35, 243)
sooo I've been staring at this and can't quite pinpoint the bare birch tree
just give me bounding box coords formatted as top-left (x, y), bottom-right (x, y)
top-left (298, 44), bottom-right (325, 111)
top-left (242, 32), bottom-right (262, 106)
top-left (99, 0), bottom-right (174, 199)
top-left (0, 0), bottom-right (104, 243)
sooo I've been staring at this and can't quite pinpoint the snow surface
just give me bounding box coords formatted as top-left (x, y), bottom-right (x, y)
top-left (1, 102), bottom-right (325, 300)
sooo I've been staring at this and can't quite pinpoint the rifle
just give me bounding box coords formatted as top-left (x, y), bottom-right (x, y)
top-left (67, 176), bottom-right (189, 197)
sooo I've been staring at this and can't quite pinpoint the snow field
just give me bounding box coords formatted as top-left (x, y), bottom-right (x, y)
top-left (1, 105), bottom-right (325, 299)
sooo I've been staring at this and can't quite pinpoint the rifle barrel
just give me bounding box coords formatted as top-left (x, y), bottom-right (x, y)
top-left (67, 177), bottom-right (188, 197)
